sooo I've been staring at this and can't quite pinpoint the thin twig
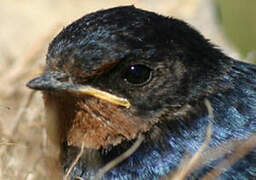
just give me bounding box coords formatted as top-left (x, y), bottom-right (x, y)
top-left (166, 99), bottom-right (214, 180)
top-left (12, 91), bottom-right (36, 135)
top-left (189, 138), bottom-right (241, 171)
top-left (94, 134), bottom-right (145, 180)
top-left (63, 142), bottom-right (85, 180)
top-left (201, 133), bottom-right (256, 180)
top-left (74, 176), bottom-right (85, 180)
top-left (162, 99), bottom-right (214, 180)
top-left (0, 91), bottom-right (36, 158)
top-left (0, 142), bottom-right (16, 146)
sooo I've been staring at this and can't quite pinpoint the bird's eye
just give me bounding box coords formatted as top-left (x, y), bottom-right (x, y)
top-left (123, 64), bottom-right (152, 86)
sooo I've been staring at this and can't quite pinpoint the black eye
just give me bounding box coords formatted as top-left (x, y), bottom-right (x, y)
top-left (123, 64), bottom-right (152, 86)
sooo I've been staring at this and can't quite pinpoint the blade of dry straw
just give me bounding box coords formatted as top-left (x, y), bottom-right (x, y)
top-left (167, 99), bottom-right (213, 180)
top-left (94, 134), bottom-right (145, 180)
top-left (201, 133), bottom-right (256, 180)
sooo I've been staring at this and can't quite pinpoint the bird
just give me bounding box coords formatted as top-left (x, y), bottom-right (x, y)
top-left (27, 6), bottom-right (256, 180)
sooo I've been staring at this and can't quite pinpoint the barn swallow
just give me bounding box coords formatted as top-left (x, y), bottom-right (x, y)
top-left (27, 6), bottom-right (256, 180)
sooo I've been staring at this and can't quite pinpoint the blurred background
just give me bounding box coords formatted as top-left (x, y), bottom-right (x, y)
top-left (217, 0), bottom-right (256, 62)
top-left (0, 0), bottom-right (255, 179)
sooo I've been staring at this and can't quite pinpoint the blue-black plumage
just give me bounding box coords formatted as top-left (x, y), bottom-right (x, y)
top-left (27, 6), bottom-right (256, 180)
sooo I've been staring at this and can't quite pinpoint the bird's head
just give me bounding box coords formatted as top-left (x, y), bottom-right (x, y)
top-left (27, 6), bottom-right (228, 150)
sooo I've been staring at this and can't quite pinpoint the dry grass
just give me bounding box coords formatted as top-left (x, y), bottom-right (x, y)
top-left (94, 134), bottom-right (145, 180)
top-left (161, 100), bottom-right (256, 180)
top-left (0, 0), bottom-right (253, 180)
top-left (64, 142), bottom-right (85, 180)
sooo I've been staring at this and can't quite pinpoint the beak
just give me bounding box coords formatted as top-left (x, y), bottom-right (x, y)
top-left (27, 72), bottom-right (131, 108)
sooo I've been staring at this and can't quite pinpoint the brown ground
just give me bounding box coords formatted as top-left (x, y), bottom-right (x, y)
top-left (0, 0), bottom-right (244, 179)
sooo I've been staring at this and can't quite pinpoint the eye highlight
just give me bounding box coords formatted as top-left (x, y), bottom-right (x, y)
top-left (123, 64), bottom-right (152, 86)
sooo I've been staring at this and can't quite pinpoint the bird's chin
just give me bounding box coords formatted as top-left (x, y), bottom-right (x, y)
top-left (43, 91), bottom-right (151, 150)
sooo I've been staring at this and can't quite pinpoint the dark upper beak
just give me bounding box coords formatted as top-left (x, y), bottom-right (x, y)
top-left (27, 71), bottom-right (131, 108)
top-left (27, 71), bottom-right (71, 92)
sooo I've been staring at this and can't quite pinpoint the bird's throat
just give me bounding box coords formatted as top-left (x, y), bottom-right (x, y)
top-left (43, 92), bottom-right (151, 149)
